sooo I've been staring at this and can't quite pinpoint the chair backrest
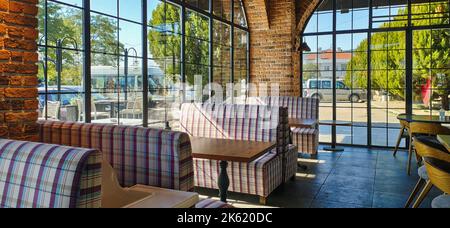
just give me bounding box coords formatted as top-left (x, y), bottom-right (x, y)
top-left (414, 136), bottom-right (450, 163)
top-left (424, 157), bottom-right (450, 194)
top-left (0, 139), bottom-right (102, 208)
top-left (180, 103), bottom-right (288, 155)
top-left (76, 99), bottom-right (83, 121)
top-left (43, 101), bottom-right (60, 120)
top-left (37, 120), bottom-right (194, 192)
top-left (91, 99), bottom-right (97, 113)
top-left (127, 98), bottom-right (143, 111)
top-left (410, 122), bottom-right (450, 135)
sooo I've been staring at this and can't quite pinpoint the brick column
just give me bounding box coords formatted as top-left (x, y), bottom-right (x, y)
top-left (0, 0), bottom-right (39, 141)
top-left (245, 0), bottom-right (298, 96)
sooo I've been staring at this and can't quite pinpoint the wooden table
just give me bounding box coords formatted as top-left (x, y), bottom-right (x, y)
top-left (437, 135), bottom-right (450, 152)
top-left (397, 114), bottom-right (450, 124)
top-left (95, 100), bottom-right (128, 117)
top-left (101, 161), bottom-right (199, 208)
top-left (320, 120), bottom-right (352, 152)
top-left (190, 137), bottom-right (276, 202)
top-left (288, 118), bottom-right (317, 128)
top-left (124, 185), bottom-right (199, 208)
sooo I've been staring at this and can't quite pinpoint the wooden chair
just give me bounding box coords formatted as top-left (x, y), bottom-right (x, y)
top-left (42, 101), bottom-right (61, 120)
top-left (76, 99), bottom-right (84, 121)
top-left (412, 157), bottom-right (450, 208)
top-left (76, 99), bottom-right (111, 121)
top-left (119, 98), bottom-right (143, 119)
top-left (406, 122), bottom-right (450, 175)
top-left (405, 136), bottom-right (450, 208)
top-left (91, 99), bottom-right (110, 120)
top-left (393, 120), bottom-right (410, 157)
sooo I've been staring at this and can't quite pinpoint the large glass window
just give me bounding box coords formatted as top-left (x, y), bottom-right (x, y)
top-left (38, 0), bottom-right (249, 130)
top-left (302, 0), bottom-right (450, 147)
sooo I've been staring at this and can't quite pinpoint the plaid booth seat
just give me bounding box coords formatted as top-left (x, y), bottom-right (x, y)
top-left (263, 97), bottom-right (319, 155)
top-left (37, 120), bottom-right (230, 208)
top-left (0, 139), bottom-right (102, 208)
top-left (180, 103), bottom-right (298, 204)
top-left (243, 97), bottom-right (320, 156)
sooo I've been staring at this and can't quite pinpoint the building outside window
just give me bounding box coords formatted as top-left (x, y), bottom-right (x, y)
top-left (302, 0), bottom-right (450, 147)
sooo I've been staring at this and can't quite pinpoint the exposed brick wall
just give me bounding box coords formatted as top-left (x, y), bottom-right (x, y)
top-left (245, 0), bottom-right (296, 96)
top-left (244, 0), bottom-right (319, 97)
top-left (0, 0), bottom-right (39, 141)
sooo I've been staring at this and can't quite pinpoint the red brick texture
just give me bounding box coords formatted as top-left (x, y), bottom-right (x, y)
top-left (0, 0), bottom-right (39, 141)
top-left (244, 0), bottom-right (319, 97)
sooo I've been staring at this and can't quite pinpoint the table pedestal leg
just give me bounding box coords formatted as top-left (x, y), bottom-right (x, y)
top-left (218, 161), bottom-right (230, 203)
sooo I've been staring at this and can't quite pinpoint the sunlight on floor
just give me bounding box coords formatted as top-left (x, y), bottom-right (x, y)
top-left (199, 196), bottom-right (277, 208)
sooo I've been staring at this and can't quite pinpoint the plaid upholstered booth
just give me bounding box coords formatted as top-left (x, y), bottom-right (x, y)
top-left (241, 97), bottom-right (320, 155)
top-left (180, 103), bottom-right (298, 204)
top-left (37, 120), bottom-right (230, 208)
top-left (0, 139), bottom-right (102, 208)
top-left (262, 97), bottom-right (319, 155)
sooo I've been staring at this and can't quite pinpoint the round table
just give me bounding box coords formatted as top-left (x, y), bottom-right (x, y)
top-left (397, 114), bottom-right (450, 124)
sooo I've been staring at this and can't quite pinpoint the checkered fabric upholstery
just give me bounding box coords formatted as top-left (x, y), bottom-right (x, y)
top-left (180, 103), bottom-right (295, 197)
top-left (262, 97), bottom-right (319, 120)
top-left (194, 151), bottom-right (283, 197)
top-left (0, 139), bottom-right (102, 208)
top-left (260, 97), bottom-right (320, 155)
top-left (291, 127), bottom-right (319, 155)
top-left (37, 121), bottom-right (194, 192)
top-left (284, 144), bottom-right (298, 182)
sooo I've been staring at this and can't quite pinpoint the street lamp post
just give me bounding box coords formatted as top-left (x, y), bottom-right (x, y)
top-left (124, 48), bottom-right (138, 101)
top-left (39, 36), bottom-right (78, 102)
top-left (55, 37), bottom-right (78, 102)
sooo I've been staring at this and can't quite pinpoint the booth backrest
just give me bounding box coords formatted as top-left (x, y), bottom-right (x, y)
top-left (0, 139), bottom-right (102, 208)
top-left (180, 103), bottom-right (289, 154)
top-left (37, 121), bottom-right (194, 192)
top-left (261, 97), bottom-right (319, 120)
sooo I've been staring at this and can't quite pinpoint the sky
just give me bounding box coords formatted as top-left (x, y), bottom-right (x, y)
top-left (56, 0), bottom-right (162, 57)
top-left (304, 7), bottom-right (403, 52)
top-left (56, 1), bottom-right (408, 54)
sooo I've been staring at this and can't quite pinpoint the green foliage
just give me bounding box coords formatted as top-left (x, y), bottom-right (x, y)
top-left (148, 2), bottom-right (209, 86)
top-left (345, 3), bottom-right (450, 107)
top-left (38, 2), bottom-right (123, 86)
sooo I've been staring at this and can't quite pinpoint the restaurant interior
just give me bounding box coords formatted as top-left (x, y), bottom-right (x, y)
top-left (0, 0), bottom-right (449, 208)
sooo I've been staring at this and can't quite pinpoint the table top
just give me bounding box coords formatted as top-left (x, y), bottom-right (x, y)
top-left (397, 114), bottom-right (450, 124)
top-left (288, 118), bottom-right (317, 128)
top-left (437, 135), bottom-right (450, 152)
top-left (319, 120), bottom-right (352, 126)
top-left (101, 161), bottom-right (198, 208)
top-left (190, 137), bottom-right (276, 163)
top-left (95, 99), bottom-right (128, 104)
top-left (123, 185), bottom-right (199, 208)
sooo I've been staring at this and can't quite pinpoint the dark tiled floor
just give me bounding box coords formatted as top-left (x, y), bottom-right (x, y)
top-left (197, 145), bottom-right (443, 208)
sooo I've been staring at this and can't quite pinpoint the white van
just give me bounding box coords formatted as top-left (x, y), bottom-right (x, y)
top-left (303, 79), bottom-right (367, 102)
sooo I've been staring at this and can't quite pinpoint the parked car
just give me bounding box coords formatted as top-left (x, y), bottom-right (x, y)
top-left (303, 79), bottom-right (367, 103)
